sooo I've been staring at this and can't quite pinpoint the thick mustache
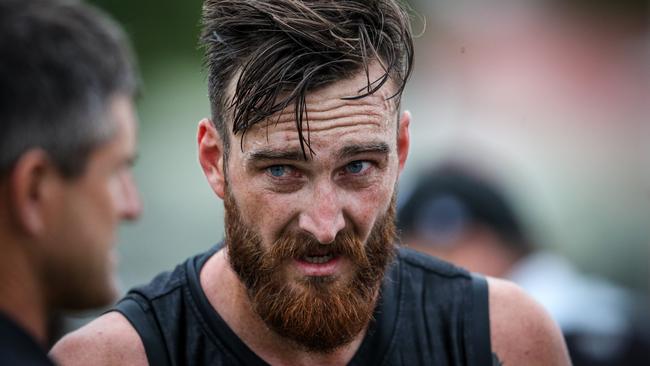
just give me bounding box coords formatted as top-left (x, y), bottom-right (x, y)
top-left (264, 230), bottom-right (371, 269)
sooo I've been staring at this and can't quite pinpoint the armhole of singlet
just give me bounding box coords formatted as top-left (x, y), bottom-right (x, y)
top-left (112, 294), bottom-right (171, 366)
top-left (469, 273), bottom-right (493, 366)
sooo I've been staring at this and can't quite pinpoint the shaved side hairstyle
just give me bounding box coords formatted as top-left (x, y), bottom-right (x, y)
top-left (200, 0), bottom-right (414, 159)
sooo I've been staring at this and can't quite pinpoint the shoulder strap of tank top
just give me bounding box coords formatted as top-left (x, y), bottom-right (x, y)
top-left (469, 273), bottom-right (493, 366)
top-left (113, 293), bottom-right (171, 366)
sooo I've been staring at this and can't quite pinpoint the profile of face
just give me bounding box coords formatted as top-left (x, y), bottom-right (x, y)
top-left (38, 95), bottom-right (142, 310)
top-left (199, 63), bottom-right (410, 352)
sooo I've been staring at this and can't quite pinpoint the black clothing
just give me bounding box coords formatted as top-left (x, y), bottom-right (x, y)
top-left (115, 244), bottom-right (492, 365)
top-left (0, 311), bottom-right (55, 366)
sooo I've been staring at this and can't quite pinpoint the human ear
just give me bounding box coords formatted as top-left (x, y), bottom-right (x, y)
top-left (197, 119), bottom-right (226, 199)
top-left (397, 110), bottom-right (411, 174)
top-left (8, 149), bottom-right (58, 236)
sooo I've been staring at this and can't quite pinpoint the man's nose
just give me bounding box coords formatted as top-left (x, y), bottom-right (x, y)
top-left (298, 182), bottom-right (345, 244)
top-left (118, 172), bottom-right (142, 221)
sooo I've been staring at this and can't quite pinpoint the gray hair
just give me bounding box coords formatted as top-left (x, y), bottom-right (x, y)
top-left (0, 0), bottom-right (138, 178)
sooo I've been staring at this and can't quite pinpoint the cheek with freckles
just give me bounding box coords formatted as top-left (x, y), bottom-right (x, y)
top-left (226, 177), bottom-right (301, 248)
top-left (251, 191), bottom-right (302, 247)
top-left (231, 184), bottom-right (394, 249)
top-left (342, 158), bottom-right (398, 240)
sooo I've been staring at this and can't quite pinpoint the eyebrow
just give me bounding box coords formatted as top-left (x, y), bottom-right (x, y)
top-left (337, 142), bottom-right (390, 160)
top-left (245, 142), bottom-right (391, 166)
top-left (247, 149), bottom-right (307, 163)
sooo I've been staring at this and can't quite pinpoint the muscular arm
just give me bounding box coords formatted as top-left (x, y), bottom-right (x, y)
top-left (49, 311), bottom-right (148, 366)
top-left (488, 277), bottom-right (571, 365)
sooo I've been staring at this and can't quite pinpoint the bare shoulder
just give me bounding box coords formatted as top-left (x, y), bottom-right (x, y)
top-left (49, 311), bottom-right (147, 366)
top-left (487, 277), bottom-right (571, 366)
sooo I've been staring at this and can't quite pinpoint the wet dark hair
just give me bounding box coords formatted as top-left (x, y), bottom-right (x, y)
top-left (200, 0), bottom-right (414, 159)
top-left (0, 0), bottom-right (138, 178)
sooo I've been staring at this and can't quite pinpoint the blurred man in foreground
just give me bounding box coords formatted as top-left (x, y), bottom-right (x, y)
top-left (399, 164), bottom-right (650, 366)
top-left (52, 1), bottom-right (570, 365)
top-left (0, 0), bottom-right (141, 364)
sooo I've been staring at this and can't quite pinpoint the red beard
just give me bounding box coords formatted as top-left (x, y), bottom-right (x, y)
top-left (224, 191), bottom-right (397, 353)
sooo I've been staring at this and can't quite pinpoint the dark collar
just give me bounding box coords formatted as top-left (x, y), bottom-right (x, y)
top-left (0, 311), bottom-right (55, 365)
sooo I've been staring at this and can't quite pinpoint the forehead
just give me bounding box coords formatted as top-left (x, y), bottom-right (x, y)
top-left (232, 65), bottom-right (399, 157)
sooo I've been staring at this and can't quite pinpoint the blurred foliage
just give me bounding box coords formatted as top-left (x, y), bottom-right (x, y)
top-left (88, 0), bottom-right (204, 71)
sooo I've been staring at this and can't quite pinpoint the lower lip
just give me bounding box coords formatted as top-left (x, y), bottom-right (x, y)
top-left (294, 256), bottom-right (342, 276)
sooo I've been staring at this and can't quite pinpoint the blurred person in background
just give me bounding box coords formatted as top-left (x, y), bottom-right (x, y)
top-left (51, 0), bottom-right (570, 365)
top-left (0, 0), bottom-right (141, 364)
top-left (407, 0), bottom-right (649, 296)
top-left (398, 163), bottom-right (650, 366)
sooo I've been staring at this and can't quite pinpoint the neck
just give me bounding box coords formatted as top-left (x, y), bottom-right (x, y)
top-left (0, 237), bottom-right (49, 346)
top-left (201, 249), bottom-right (368, 366)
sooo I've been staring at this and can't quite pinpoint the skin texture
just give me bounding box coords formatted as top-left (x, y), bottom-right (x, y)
top-left (51, 66), bottom-right (571, 366)
top-left (0, 95), bottom-right (141, 345)
top-left (488, 277), bottom-right (572, 365)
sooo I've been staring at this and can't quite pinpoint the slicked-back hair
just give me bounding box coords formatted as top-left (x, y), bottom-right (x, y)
top-left (201, 0), bottom-right (414, 159)
top-left (0, 0), bottom-right (138, 178)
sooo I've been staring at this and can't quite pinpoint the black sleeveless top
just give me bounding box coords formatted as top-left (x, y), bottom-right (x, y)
top-left (114, 245), bottom-right (493, 365)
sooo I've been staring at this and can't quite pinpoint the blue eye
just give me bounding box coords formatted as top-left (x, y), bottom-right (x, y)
top-left (345, 161), bottom-right (366, 174)
top-left (267, 165), bottom-right (287, 177)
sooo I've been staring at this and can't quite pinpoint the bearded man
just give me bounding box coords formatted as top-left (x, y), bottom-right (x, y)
top-left (52, 0), bottom-right (571, 365)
